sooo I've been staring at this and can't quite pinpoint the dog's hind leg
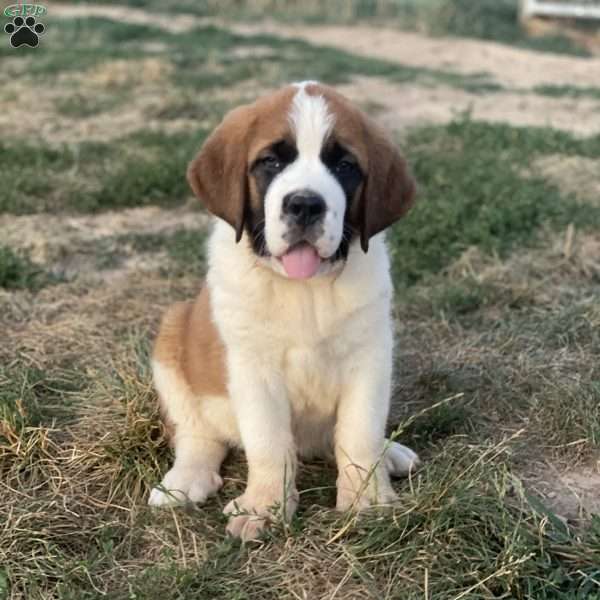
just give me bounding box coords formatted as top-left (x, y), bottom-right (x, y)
top-left (148, 296), bottom-right (233, 508)
top-left (148, 360), bottom-right (228, 507)
top-left (148, 428), bottom-right (227, 507)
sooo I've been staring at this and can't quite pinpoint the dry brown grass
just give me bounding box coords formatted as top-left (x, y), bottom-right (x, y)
top-left (531, 155), bottom-right (600, 206)
top-left (2, 228), bottom-right (599, 598)
top-left (394, 228), bottom-right (600, 505)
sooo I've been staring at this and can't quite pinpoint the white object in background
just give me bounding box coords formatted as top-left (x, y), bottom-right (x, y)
top-left (520, 0), bottom-right (600, 20)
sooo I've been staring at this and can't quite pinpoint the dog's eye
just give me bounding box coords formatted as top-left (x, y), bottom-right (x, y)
top-left (335, 159), bottom-right (356, 174)
top-left (260, 155), bottom-right (282, 171)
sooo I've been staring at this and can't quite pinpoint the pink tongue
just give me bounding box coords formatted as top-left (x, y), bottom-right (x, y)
top-left (281, 244), bottom-right (321, 279)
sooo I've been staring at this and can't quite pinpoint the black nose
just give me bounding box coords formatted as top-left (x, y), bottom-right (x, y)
top-left (282, 190), bottom-right (326, 227)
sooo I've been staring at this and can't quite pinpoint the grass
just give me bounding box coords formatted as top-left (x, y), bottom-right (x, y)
top-left (0, 245), bottom-right (53, 291)
top-left (17, 116), bottom-right (600, 287)
top-left (7, 16), bottom-right (503, 93)
top-left (2, 340), bottom-right (599, 598)
top-left (1, 17), bottom-right (506, 217)
top-left (131, 0), bottom-right (590, 56)
top-left (54, 92), bottom-right (129, 119)
top-left (144, 95), bottom-right (229, 121)
top-left (0, 140), bottom-right (77, 215)
top-left (0, 363), bottom-right (83, 434)
top-left (388, 119), bottom-right (600, 286)
top-left (169, 25), bottom-right (502, 92)
top-left (2, 203), bottom-right (599, 599)
top-left (394, 226), bottom-right (600, 455)
top-left (1, 3), bottom-right (600, 599)
top-left (0, 129), bottom-right (208, 215)
top-left (131, 19), bottom-right (501, 90)
top-left (119, 228), bottom-right (208, 276)
top-left (86, 130), bottom-right (209, 212)
top-left (0, 18), bottom-right (164, 73)
top-left (534, 84), bottom-right (600, 101)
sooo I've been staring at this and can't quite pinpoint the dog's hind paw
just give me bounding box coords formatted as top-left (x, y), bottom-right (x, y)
top-left (148, 466), bottom-right (223, 507)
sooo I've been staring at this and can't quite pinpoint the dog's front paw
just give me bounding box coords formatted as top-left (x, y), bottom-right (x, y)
top-left (384, 441), bottom-right (421, 477)
top-left (223, 489), bottom-right (298, 541)
top-left (148, 465), bottom-right (223, 507)
top-left (336, 465), bottom-right (398, 512)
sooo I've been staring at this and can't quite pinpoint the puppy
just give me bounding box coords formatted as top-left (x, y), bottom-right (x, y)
top-left (148, 81), bottom-right (419, 541)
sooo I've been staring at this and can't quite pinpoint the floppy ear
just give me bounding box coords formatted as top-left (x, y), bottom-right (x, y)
top-left (355, 123), bottom-right (416, 252)
top-left (186, 106), bottom-right (255, 242)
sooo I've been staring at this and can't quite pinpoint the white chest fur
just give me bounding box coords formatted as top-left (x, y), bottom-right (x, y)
top-left (206, 222), bottom-right (394, 456)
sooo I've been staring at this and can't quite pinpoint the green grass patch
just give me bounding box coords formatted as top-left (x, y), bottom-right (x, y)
top-left (534, 84), bottom-right (600, 101)
top-left (543, 302), bottom-right (600, 350)
top-left (0, 363), bottom-right (85, 481)
top-left (418, 278), bottom-right (498, 316)
top-left (0, 245), bottom-right (53, 291)
top-left (161, 229), bottom-right (206, 272)
top-left (531, 380), bottom-right (600, 456)
top-left (402, 275), bottom-right (538, 323)
top-left (0, 140), bottom-right (78, 215)
top-left (402, 397), bottom-right (473, 443)
top-left (84, 129), bottom-right (209, 213)
top-left (120, 228), bottom-right (207, 276)
top-left (0, 129), bottom-right (208, 215)
top-left (389, 119), bottom-right (600, 286)
top-left (0, 364), bottom-right (82, 433)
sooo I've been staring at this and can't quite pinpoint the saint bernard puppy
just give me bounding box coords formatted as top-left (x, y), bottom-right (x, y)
top-left (148, 81), bottom-right (420, 541)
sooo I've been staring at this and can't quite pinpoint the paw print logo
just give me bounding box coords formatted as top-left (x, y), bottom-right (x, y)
top-left (4, 15), bottom-right (45, 48)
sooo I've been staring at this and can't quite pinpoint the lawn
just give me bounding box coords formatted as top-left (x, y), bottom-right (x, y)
top-left (1, 2), bottom-right (599, 599)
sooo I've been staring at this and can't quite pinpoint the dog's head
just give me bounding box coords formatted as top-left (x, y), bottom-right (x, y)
top-left (187, 82), bottom-right (415, 279)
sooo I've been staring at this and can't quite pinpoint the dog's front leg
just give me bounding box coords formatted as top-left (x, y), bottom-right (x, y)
top-left (335, 343), bottom-right (398, 511)
top-left (223, 355), bottom-right (298, 541)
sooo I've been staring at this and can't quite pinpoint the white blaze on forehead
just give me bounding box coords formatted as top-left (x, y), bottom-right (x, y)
top-left (262, 82), bottom-right (346, 271)
top-left (288, 85), bottom-right (335, 157)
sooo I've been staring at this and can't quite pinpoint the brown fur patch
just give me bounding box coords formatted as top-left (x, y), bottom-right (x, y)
top-left (186, 86), bottom-right (297, 240)
top-left (305, 83), bottom-right (416, 251)
top-left (152, 286), bottom-right (228, 444)
top-left (182, 286), bottom-right (228, 397)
